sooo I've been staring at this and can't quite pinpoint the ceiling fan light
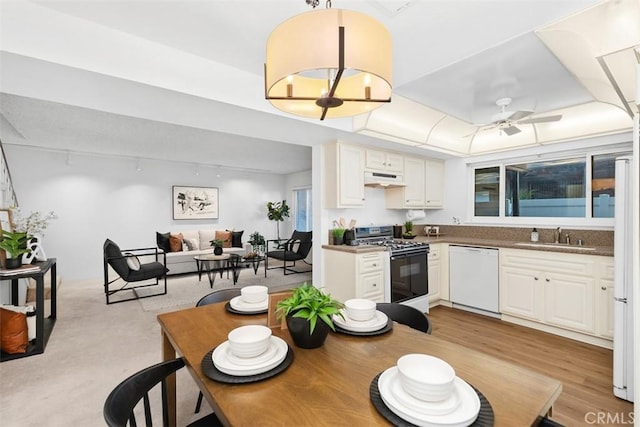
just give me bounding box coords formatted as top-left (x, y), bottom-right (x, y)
top-left (265, 8), bottom-right (392, 120)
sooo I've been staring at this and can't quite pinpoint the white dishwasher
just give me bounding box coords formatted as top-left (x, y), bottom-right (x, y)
top-left (449, 245), bottom-right (499, 316)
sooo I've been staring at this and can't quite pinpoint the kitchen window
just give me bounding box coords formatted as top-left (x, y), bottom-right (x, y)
top-left (472, 152), bottom-right (620, 222)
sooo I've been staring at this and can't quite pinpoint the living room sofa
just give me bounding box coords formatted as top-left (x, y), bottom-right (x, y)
top-left (156, 229), bottom-right (251, 275)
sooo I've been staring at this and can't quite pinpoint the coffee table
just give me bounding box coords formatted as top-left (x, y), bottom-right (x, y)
top-left (193, 254), bottom-right (242, 287)
top-left (240, 255), bottom-right (266, 277)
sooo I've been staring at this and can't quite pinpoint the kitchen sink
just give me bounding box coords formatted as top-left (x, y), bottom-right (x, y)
top-left (514, 242), bottom-right (596, 251)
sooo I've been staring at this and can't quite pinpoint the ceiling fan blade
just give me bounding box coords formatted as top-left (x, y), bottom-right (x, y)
top-left (507, 110), bottom-right (533, 121)
top-left (502, 125), bottom-right (521, 136)
top-left (518, 114), bottom-right (563, 124)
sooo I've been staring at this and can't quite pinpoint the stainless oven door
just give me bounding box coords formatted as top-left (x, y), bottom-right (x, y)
top-left (390, 251), bottom-right (428, 302)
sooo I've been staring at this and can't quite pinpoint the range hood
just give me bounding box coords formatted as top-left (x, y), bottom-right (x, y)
top-left (364, 171), bottom-right (406, 188)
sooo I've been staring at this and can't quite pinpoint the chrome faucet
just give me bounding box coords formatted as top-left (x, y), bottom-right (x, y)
top-left (554, 227), bottom-right (561, 244)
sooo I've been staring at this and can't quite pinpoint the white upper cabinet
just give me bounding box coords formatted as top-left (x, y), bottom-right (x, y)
top-left (365, 149), bottom-right (404, 174)
top-left (323, 143), bottom-right (365, 208)
top-left (424, 158), bottom-right (444, 208)
top-left (388, 156), bottom-right (426, 208)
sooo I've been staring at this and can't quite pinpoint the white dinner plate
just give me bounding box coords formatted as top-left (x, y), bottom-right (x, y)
top-left (388, 367), bottom-right (461, 416)
top-left (212, 336), bottom-right (287, 376)
top-left (333, 310), bottom-right (388, 332)
top-left (225, 341), bottom-right (279, 366)
top-left (378, 367), bottom-right (480, 427)
top-left (229, 295), bottom-right (268, 312)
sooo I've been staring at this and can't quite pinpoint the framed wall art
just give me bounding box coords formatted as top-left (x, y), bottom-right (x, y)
top-left (0, 209), bottom-right (12, 232)
top-left (172, 186), bottom-right (219, 220)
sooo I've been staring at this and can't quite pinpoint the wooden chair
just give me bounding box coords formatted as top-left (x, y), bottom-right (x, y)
top-left (103, 239), bottom-right (168, 304)
top-left (103, 357), bottom-right (221, 427)
top-left (193, 288), bottom-right (242, 414)
top-left (265, 230), bottom-right (312, 275)
top-left (376, 302), bottom-right (432, 334)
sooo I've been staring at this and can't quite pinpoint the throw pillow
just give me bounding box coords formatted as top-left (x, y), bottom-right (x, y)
top-left (124, 252), bottom-right (141, 271)
top-left (215, 230), bottom-right (232, 248)
top-left (0, 307), bottom-right (28, 354)
top-left (184, 238), bottom-right (199, 251)
top-left (227, 230), bottom-right (244, 248)
top-left (169, 233), bottom-right (183, 252)
top-left (156, 232), bottom-right (171, 253)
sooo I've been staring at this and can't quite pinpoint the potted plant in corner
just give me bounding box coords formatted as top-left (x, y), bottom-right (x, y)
top-left (0, 230), bottom-right (31, 269)
top-left (210, 238), bottom-right (225, 255)
top-left (266, 200), bottom-right (290, 242)
top-left (276, 284), bottom-right (344, 349)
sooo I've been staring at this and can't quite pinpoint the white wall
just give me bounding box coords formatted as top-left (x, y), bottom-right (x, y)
top-left (4, 145), bottom-right (288, 281)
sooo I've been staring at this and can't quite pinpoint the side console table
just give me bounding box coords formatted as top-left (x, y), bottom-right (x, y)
top-left (0, 258), bottom-right (57, 362)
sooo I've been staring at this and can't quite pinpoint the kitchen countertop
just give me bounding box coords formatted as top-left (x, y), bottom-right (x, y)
top-left (323, 237), bottom-right (613, 257)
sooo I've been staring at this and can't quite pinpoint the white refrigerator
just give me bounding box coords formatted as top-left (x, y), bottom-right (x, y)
top-left (613, 156), bottom-right (634, 402)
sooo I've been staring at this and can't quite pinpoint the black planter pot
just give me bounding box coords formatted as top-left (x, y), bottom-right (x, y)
top-left (286, 314), bottom-right (330, 349)
top-left (4, 257), bottom-right (22, 269)
top-left (213, 246), bottom-right (223, 255)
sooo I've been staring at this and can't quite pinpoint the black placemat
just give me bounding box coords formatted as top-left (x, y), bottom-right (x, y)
top-left (369, 372), bottom-right (494, 426)
top-left (334, 318), bottom-right (393, 336)
top-left (201, 344), bottom-right (293, 384)
top-left (224, 301), bottom-right (268, 315)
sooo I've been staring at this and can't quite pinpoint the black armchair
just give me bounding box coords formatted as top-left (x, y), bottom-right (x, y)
top-left (265, 230), bottom-right (312, 275)
top-left (103, 238), bottom-right (168, 305)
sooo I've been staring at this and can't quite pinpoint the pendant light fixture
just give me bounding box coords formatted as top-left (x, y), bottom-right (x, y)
top-left (264, 0), bottom-right (392, 120)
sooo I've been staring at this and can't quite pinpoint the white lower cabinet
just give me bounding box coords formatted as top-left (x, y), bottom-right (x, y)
top-left (323, 249), bottom-right (386, 303)
top-left (500, 249), bottom-right (613, 343)
top-left (596, 258), bottom-right (615, 339)
top-left (501, 266), bottom-right (543, 321)
top-left (427, 244), bottom-right (441, 302)
top-left (543, 272), bottom-right (595, 334)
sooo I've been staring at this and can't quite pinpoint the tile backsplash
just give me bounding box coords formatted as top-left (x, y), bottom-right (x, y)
top-left (415, 224), bottom-right (613, 248)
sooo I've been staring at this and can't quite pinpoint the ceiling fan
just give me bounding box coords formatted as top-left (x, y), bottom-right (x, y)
top-left (474, 97), bottom-right (563, 136)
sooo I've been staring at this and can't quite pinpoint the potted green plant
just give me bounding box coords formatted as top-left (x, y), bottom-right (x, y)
top-left (403, 220), bottom-right (415, 239)
top-left (210, 238), bottom-right (225, 255)
top-left (332, 227), bottom-right (345, 245)
top-left (276, 284), bottom-right (345, 349)
top-left (0, 230), bottom-right (31, 269)
top-left (248, 231), bottom-right (266, 255)
top-left (266, 200), bottom-right (290, 241)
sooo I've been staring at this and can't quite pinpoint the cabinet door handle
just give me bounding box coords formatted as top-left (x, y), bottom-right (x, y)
top-left (601, 286), bottom-right (607, 290)
top-left (545, 278), bottom-right (550, 282)
top-left (372, 263), bottom-right (377, 267)
top-left (534, 277), bottom-right (539, 281)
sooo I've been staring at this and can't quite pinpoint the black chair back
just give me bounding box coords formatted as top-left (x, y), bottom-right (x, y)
top-left (376, 303), bottom-right (432, 334)
top-left (104, 239), bottom-right (130, 280)
top-left (289, 230), bottom-right (312, 258)
top-left (104, 358), bottom-right (185, 427)
top-left (196, 288), bottom-right (242, 307)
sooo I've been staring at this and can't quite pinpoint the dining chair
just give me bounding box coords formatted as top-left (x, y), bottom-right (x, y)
top-left (194, 287), bottom-right (242, 414)
top-left (376, 302), bottom-right (432, 334)
top-left (265, 230), bottom-right (312, 275)
top-left (103, 357), bottom-right (221, 427)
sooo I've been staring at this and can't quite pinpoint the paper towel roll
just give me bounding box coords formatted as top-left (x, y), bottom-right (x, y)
top-left (406, 210), bottom-right (426, 221)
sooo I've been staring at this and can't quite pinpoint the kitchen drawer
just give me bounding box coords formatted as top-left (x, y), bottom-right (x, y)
top-left (428, 246), bottom-right (440, 261)
top-left (358, 253), bottom-right (383, 273)
top-left (358, 271), bottom-right (385, 301)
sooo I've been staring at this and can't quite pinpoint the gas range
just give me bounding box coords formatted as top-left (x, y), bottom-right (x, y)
top-left (354, 226), bottom-right (430, 256)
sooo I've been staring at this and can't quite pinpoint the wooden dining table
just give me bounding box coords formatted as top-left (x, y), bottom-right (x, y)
top-left (157, 302), bottom-right (562, 426)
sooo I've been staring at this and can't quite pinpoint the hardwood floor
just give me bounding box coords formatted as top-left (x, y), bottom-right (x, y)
top-left (427, 306), bottom-right (633, 427)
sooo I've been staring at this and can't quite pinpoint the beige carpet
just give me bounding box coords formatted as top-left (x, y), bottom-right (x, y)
top-left (0, 266), bottom-right (311, 426)
top-left (134, 265), bottom-right (312, 311)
